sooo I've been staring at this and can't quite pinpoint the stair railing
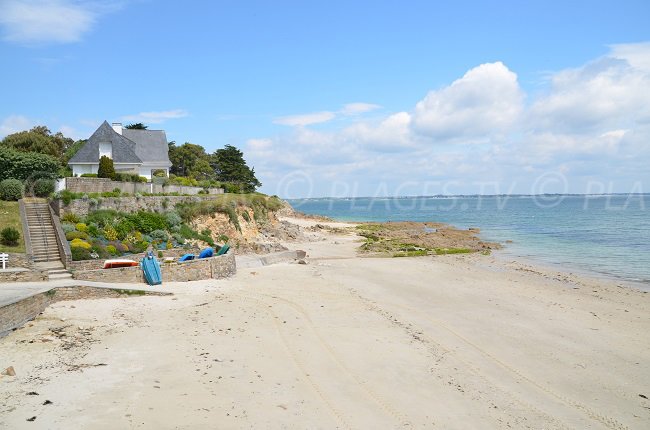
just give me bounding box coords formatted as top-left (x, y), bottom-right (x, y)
top-left (36, 210), bottom-right (50, 261)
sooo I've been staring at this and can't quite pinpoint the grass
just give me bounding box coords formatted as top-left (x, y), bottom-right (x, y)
top-left (112, 288), bottom-right (146, 296)
top-left (434, 248), bottom-right (472, 255)
top-left (0, 201), bottom-right (26, 253)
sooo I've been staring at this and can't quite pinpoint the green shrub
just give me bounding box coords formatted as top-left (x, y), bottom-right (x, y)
top-left (84, 209), bottom-right (119, 228)
top-left (165, 211), bottom-right (182, 227)
top-left (241, 210), bottom-right (251, 222)
top-left (128, 241), bottom-right (149, 253)
top-left (218, 234), bottom-right (229, 243)
top-left (65, 231), bottom-right (89, 241)
top-left (87, 223), bottom-right (99, 237)
top-left (91, 244), bottom-right (109, 259)
top-left (172, 233), bottom-right (185, 244)
top-left (0, 179), bottom-right (23, 201)
top-left (24, 178), bottom-right (55, 197)
top-left (0, 147), bottom-right (60, 182)
top-left (61, 212), bottom-right (81, 223)
top-left (97, 156), bottom-right (115, 179)
top-left (106, 245), bottom-right (118, 255)
top-left (61, 223), bottom-right (76, 233)
top-left (150, 229), bottom-right (169, 242)
top-left (75, 222), bottom-right (88, 232)
top-left (0, 227), bottom-right (20, 246)
top-left (71, 246), bottom-right (91, 261)
top-left (58, 190), bottom-right (76, 205)
top-left (115, 219), bottom-right (135, 239)
top-left (80, 173), bottom-right (98, 178)
top-left (127, 211), bottom-right (168, 233)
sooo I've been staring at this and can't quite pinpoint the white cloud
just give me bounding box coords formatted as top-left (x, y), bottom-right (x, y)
top-left (0, 115), bottom-right (34, 138)
top-left (121, 109), bottom-right (189, 124)
top-left (528, 54), bottom-right (650, 133)
top-left (341, 102), bottom-right (381, 115)
top-left (344, 112), bottom-right (413, 151)
top-left (274, 111), bottom-right (336, 127)
top-left (248, 44), bottom-right (650, 197)
top-left (0, 0), bottom-right (110, 44)
top-left (412, 62), bottom-right (524, 139)
top-left (247, 138), bottom-right (272, 151)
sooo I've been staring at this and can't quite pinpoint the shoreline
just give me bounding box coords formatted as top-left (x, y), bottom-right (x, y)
top-left (293, 208), bottom-right (650, 291)
top-left (1, 215), bottom-right (649, 428)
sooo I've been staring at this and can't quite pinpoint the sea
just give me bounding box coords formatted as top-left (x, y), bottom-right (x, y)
top-left (287, 194), bottom-right (650, 286)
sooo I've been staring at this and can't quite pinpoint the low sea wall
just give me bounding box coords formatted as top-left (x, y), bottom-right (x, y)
top-left (2, 253), bottom-right (31, 269)
top-left (54, 195), bottom-right (223, 217)
top-left (0, 268), bottom-right (48, 283)
top-left (68, 248), bottom-right (199, 271)
top-left (64, 177), bottom-right (224, 196)
top-left (72, 252), bottom-right (236, 283)
top-left (0, 286), bottom-right (170, 337)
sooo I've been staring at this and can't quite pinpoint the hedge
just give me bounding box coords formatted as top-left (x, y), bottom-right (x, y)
top-left (0, 147), bottom-right (60, 182)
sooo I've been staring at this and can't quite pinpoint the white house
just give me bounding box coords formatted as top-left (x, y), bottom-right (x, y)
top-left (68, 121), bottom-right (172, 180)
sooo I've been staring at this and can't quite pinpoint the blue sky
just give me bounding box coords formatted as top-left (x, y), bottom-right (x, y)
top-left (1, 0), bottom-right (649, 197)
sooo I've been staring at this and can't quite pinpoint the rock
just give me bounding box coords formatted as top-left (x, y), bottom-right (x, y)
top-left (297, 260), bottom-right (307, 265)
top-left (43, 400), bottom-right (52, 405)
top-left (2, 366), bottom-right (16, 376)
top-left (26, 416), bottom-right (36, 422)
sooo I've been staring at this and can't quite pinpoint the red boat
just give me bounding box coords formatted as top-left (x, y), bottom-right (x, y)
top-left (103, 259), bottom-right (139, 269)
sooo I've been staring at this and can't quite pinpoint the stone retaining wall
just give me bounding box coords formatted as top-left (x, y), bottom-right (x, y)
top-left (69, 247), bottom-right (200, 271)
top-left (55, 195), bottom-right (223, 217)
top-left (2, 253), bottom-right (31, 269)
top-left (0, 286), bottom-right (170, 336)
top-left (72, 252), bottom-right (236, 283)
top-left (64, 177), bottom-right (224, 196)
top-left (0, 268), bottom-right (48, 283)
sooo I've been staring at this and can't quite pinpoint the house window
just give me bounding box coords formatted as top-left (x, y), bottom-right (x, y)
top-left (99, 142), bottom-right (112, 159)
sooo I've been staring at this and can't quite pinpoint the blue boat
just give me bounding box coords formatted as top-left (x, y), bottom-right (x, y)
top-left (141, 251), bottom-right (162, 285)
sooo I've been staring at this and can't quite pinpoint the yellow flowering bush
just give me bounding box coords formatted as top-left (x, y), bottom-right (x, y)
top-left (104, 226), bottom-right (118, 241)
top-left (70, 238), bottom-right (91, 249)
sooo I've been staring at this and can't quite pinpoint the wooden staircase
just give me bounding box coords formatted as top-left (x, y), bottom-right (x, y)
top-left (23, 199), bottom-right (72, 280)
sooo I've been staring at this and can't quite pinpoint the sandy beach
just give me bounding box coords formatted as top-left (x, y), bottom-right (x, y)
top-left (1, 216), bottom-right (649, 429)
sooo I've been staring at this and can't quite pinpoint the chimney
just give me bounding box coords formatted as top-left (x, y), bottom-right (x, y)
top-left (112, 122), bottom-right (123, 135)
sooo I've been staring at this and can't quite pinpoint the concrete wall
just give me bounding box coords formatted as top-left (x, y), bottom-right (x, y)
top-left (64, 177), bottom-right (223, 196)
top-left (55, 194), bottom-right (223, 217)
top-left (0, 286), bottom-right (170, 336)
top-left (72, 252), bottom-right (236, 283)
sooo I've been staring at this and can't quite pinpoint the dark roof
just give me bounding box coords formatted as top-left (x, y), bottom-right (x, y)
top-left (68, 121), bottom-right (142, 164)
top-left (122, 129), bottom-right (171, 165)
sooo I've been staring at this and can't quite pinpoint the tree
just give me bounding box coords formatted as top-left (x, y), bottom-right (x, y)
top-left (97, 156), bottom-right (115, 179)
top-left (64, 139), bottom-right (86, 163)
top-left (211, 145), bottom-right (261, 193)
top-left (0, 126), bottom-right (74, 163)
top-left (0, 147), bottom-right (60, 181)
top-left (125, 123), bottom-right (148, 130)
top-left (168, 142), bottom-right (211, 178)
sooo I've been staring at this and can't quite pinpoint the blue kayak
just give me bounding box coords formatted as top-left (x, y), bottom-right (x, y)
top-left (141, 251), bottom-right (162, 285)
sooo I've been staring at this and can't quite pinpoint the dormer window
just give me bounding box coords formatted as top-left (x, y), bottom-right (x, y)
top-left (99, 142), bottom-right (112, 159)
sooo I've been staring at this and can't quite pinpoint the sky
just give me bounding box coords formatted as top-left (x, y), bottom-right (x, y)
top-left (1, 0), bottom-right (649, 198)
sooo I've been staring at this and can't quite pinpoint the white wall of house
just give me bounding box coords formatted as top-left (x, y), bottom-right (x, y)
top-left (139, 165), bottom-right (169, 180)
top-left (71, 163), bottom-right (97, 176)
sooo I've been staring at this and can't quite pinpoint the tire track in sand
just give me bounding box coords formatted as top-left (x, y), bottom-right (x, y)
top-left (237, 291), bottom-right (415, 429)
top-left (234, 293), bottom-right (352, 430)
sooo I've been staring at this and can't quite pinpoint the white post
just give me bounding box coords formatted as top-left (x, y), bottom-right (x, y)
top-left (0, 253), bottom-right (8, 270)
